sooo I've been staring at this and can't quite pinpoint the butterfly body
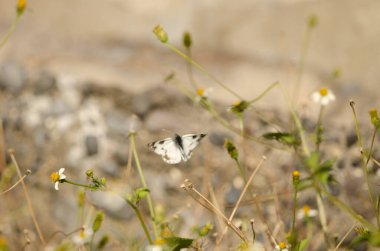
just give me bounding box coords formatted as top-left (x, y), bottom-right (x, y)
top-left (148, 133), bottom-right (206, 164)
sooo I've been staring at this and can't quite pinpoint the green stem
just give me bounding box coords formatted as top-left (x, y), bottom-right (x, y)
top-left (366, 127), bottom-right (377, 165)
top-left (129, 132), bottom-right (159, 240)
top-left (315, 105), bottom-right (324, 152)
top-left (293, 24), bottom-right (313, 105)
top-left (185, 48), bottom-right (198, 91)
top-left (127, 201), bottom-right (154, 245)
top-left (290, 186), bottom-right (298, 241)
top-left (166, 43), bottom-right (243, 100)
top-left (63, 179), bottom-right (96, 190)
top-left (0, 14), bottom-right (21, 49)
top-left (320, 185), bottom-right (375, 231)
top-left (248, 82), bottom-right (279, 105)
top-left (291, 108), bottom-right (310, 156)
top-left (350, 101), bottom-right (376, 222)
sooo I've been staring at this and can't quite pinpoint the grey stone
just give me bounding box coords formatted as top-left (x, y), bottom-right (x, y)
top-left (0, 62), bottom-right (27, 94)
top-left (105, 110), bottom-right (131, 136)
top-left (34, 71), bottom-right (57, 95)
top-left (208, 131), bottom-right (231, 147)
top-left (87, 190), bottom-right (133, 220)
top-left (85, 135), bottom-right (98, 156)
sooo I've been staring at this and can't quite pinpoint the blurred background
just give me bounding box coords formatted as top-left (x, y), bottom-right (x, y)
top-left (1, 0), bottom-right (380, 250)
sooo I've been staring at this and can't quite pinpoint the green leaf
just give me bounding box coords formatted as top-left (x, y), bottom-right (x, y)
top-left (164, 236), bottom-right (194, 251)
top-left (305, 152), bottom-right (320, 171)
top-left (262, 132), bottom-right (300, 146)
top-left (298, 238), bottom-right (310, 251)
top-left (370, 231), bottom-right (380, 246)
top-left (297, 177), bottom-right (313, 191)
top-left (136, 187), bottom-right (150, 200)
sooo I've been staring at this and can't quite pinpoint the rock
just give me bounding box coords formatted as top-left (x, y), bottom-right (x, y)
top-left (224, 185), bottom-right (240, 205)
top-left (131, 86), bottom-right (185, 117)
top-left (99, 160), bottom-right (119, 177)
top-left (85, 135), bottom-right (98, 156)
top-left (208, 131), bottom-right (231, 147)
top-left (346, 131), bottom-right (357, 148)
top-left (33, 71), bottom-right (57, 95)
top-left (105, 110), bottom-right (131, 136)
top-left (144, 110), bottom-right (179, 131)
top-left (87, 190), bottom-right (133, 220)
top-left (0, 62), bottom-right (27, 94)
top-left (113, 148), bottom-right (129, 166)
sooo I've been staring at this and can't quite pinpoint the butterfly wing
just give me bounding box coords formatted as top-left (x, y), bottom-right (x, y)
top-left (180, 134), bottom-right (207, 161)
top-left (148, 138), bottom-right (183, 164)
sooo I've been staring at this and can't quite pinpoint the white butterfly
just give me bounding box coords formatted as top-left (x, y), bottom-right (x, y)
top-left (148, 133), bottom-right (207, 164)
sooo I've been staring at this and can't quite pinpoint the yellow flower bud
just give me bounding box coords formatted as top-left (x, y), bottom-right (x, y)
top-left (17, 0), bottom-right (26, 15)
top-left (153, 25), bottom-right (168, 43)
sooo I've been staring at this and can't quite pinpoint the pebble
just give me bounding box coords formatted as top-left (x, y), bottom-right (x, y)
top-left (87, 190), bottom-right (133, 220)
top-left (208, 131), bottom-right (231, 147)
top-left (33, 71), bottom-right (57, 95)
top-left (0, 62), bottom-right (27, 94)
top-left (85, 135), bottom-right (98, 156)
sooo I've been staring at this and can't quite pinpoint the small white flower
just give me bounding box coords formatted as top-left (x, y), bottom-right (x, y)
top-left (50, 168), bottom-right (66, 190)
top-left (145, 245), bottom-right (163, 251)
top-left (195, 87), bottom-right (212, 103)
top-left (72, 226), bottom-right (93, 245)
top-left (311, 87), bottom-right (335, 106)
top-left (297, 205), bottom-right (318, 220)
top-left (274, 242), bottom-right (290, 251)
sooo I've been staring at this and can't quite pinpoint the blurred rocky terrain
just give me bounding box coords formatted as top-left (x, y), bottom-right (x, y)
top-left (1, 0), bottom-right (380, 250)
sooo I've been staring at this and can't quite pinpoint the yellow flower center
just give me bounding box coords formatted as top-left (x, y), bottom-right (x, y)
top-left (196, 88), bottom-right (205, 97)
top-left (292, 170), bottom-right (300, 178)
top-left (233, 100), bottom-right (241, 106)
top-left (303, 205), bottom-right (310, 216)
top-left (155, 238), bottom-right (165, 245)
top-left (50, 172), bottom-right (60, 182)
top-left (279, 242), bottom-right (287, 249)
top-left (319, 88), bottom-right (328, 96)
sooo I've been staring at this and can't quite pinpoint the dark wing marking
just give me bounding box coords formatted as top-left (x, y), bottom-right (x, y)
top-left (181, 134), bottom-right (207, 161)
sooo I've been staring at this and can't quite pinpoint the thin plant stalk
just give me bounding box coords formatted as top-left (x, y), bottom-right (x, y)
top-left (366, 127), bottom-right (377, 165)
top-left (281, 85), bottom-right (310, 156)
top-left (350, 101), bottom-right (377, 227)
top-left (181, 179), bottom-right (248, 243)
top-left (320, 185), bottom-right (375, 231)
top-left (0, 169), bottom-right (31, 195)
top-left (166, 43), bottom-right (243, 100)
top-left (290, 183), bottom-right (298, 240)
top-left (129, 132), bottom-right (159, 240)
top-left (333, 224), bottom-right (355, 251)
top-left (315, 105), bottom-right (324, 152)
top-left (64, 179), bottom-right (97, 190)
top-left (127, 201), bottom-right (153, 245)
top-left (217, 156), bottom-right (266, 244)
top-left (9, 150), bottom-right (46, 245)
top-left (292, 18), bottom-right (315, 104)
top-left (0, 15), bottom-right (22, 49)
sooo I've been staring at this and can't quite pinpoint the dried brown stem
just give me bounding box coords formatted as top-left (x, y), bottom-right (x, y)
top-left (9, 150), bottom-right (46, 245)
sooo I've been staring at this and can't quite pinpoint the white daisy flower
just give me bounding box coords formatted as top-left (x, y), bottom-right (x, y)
top-left (297, 205), bottom-right (318, 220)
top-left (311, 87), bottom-right (335, 106)
top-left (145, 245), bottom-right (163, 251)
top-left (50, 168), bottom-right (67, 190)
top-left (195, 87), bottom-right (212, 102)
top-left (72, 226), bottom-right (93, 245)
top-left (274, 242), bottom-right (290, 251)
